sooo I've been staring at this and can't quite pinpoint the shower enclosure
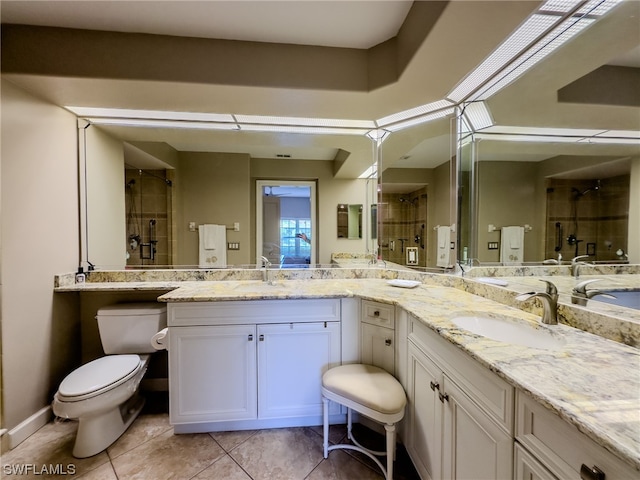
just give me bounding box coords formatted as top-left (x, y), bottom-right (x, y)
top-left (125, 168), bottom-right (174, 267)
top-left (379, 187), bottom-right (428, 268)
top-left (545, 175), bottom-right (629, 261)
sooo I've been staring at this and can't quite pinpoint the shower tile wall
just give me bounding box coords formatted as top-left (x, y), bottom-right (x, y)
top-left (545, 175), bottom-right (629, 261)
top-left (125, 169), bottom-right (172, 267)
top-left (380, 187), bottom-right (428, 267)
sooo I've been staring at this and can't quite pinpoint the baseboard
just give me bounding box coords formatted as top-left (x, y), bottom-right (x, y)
top-left (4, 406), bottom-right (53, 450)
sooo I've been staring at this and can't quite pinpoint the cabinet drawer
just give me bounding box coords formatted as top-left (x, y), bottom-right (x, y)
top-left (362, 300), bottom-right (395, 329)
top-left (516, 391), bottom-right (638, 479)
top-left (169, 299), bottom-right (341, 326)
top-left (409, 317), bottom-right (514, 433)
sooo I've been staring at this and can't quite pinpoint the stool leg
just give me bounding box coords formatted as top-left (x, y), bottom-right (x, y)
top-left (347, 407), bottom-right (353, 441)
top-left (384, 423), bottom-right (396, 480)
top-left (322, 397), bottom-right (329, 458)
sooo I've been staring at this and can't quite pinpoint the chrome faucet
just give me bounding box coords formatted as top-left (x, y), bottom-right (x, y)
top-left (515, 280), bottom-right (559, 325)
top-left (260, 256), bottom-right (273, 284)
top-left (571, 279), bottom-right (616, 306)
top-left (571, 255), bottom-right (590, 278)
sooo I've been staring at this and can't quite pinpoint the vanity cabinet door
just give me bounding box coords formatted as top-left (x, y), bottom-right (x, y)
top-left (361, 322), bottom-right (395, 374)
top-left (257, 322), bottom-right (341, 419)
top-left (169, 324), bottom-right (257, 424)
top-left (441, 376), bottom-right (513, 480)
top-left (407, 341), bottom-right (443, 480)
top-left (514, 443), bottom-right (557, 480)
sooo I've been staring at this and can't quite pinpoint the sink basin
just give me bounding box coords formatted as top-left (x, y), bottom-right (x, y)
top-left (451, 315), bottom-right (566, 350)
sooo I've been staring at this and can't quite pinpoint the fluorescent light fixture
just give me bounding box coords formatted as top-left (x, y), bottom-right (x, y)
top-left (462, 102), bottom-right (494, 131)
top-left (474, 17), bottom-right (594, 101)
top-left (235, 114), bottom-right (375, 129)
top-left (481, 125), bottom-right (605, 137)
top-left (66, 106), bottom-right (234, 123)
top-left (376, 99), bottom-right (454, 127)
top-left (449, 0), bottom-right (620, 103)
top-left (240, 124), bottom-right (369, 135)
top-left (85, 117), bottom-right (239, 130)
top-left (385, 108), bottom-right (455, 132)
top-left (597, 130), bottom-right (640, 139)
top-left (474, 133), bottom-right (581, 143)
top-left (578, 137), bottom-right (640, 145)
top-left (447, 14), bottom-right (558, 103)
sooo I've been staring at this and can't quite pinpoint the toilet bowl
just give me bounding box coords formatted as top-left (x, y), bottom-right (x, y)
top-left (52, 303), bottom-right (166, 458)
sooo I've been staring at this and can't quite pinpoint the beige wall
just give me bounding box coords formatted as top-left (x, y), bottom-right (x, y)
top-left (1, 80), bottom-right (81, 433)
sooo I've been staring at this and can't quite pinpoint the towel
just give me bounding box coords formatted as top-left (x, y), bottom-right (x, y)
top-left (500, 226), bottom-right (524, 265)
top-left (198, 224), bottom-right (227, 268)
top-left (436, 226), bottom-right (451, 268)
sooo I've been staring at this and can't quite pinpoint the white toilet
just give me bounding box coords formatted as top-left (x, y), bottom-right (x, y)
top-left (52, 302), bottom-right (167, 458)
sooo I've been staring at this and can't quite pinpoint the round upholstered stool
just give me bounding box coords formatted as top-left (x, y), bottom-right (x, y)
top-left (321, 364), bottom-right (406, 480)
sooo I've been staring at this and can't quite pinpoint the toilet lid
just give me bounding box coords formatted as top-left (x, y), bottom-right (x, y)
top-left (59, 355), bottom-right (141, 397)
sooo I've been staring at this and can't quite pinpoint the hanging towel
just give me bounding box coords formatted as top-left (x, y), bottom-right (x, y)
top-left (436, 226), bottom-right (451, 268)
top-left (500, 226), bottom-right (524, 265)
top-left (198, 224), bottom-right (227, 268)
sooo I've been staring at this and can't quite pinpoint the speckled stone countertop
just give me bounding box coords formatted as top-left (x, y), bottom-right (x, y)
top-left (54, 268), bottom-right (640, 469)
top-left (156, 278), bottom-right (640, 471)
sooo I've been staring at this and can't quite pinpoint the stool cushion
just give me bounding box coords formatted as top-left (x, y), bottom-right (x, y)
top-left (322, 364), bottom-right (406, 415)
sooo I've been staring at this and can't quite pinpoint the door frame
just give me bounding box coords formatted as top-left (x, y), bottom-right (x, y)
top-left (255, 180), bottom-right (317, 266)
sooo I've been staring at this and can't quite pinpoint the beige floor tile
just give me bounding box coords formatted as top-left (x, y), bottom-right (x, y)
top-left (107, 413), bottom-right (172, 459)
top-left (306, 449), bottom-right (384, 480)
top-left (191, 455), bottom-right (252, 480)
top-left (73, 461), bottom-right (119, 480)
top-left (229, 427), bottom-right (324, 480)
top-left (111, 429), bottom-right (225, 480)
top-left (308, 424), bottom-right (348, 445)
top-left (0, 420), bottom-right (110, 479)
top-left (209, 430), bottom-right (258, 452)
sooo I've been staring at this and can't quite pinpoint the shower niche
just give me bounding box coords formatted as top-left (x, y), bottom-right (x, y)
top-left (125, 168), bottom-right (174, 267)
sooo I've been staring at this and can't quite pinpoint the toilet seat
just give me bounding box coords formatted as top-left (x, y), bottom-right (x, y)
top-left (58, 354), bottom-right (142, 401)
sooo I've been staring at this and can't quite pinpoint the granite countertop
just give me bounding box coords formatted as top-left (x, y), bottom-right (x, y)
top-left (157, 278), bottom-right (640, 472)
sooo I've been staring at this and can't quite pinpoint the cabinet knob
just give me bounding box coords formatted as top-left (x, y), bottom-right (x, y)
top-left (580, 464), bottom-right (605, 480)
top-left (374, 310), bottom-right (380, 317)
top-left (248, 334), bottom-right (254, 341)
top-left (438, 392), bottom-right (449, 403)
top-left (259, 334), bottom-right (265, 341)
top-left (385, 338), bottom-right (392, 346)
top-left (430, 381), bottom-right (439, 391)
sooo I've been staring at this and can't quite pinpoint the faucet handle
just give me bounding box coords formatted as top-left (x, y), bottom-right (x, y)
top-left (573, 279), bottom-right (601, 294)
top-left (571, 254), bottom-right (590, 264)
top-left (540, 279), bottom-right (558, 296)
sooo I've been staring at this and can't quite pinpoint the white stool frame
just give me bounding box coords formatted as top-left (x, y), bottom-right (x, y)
top-left (322, 387), bottom-right (405, 480)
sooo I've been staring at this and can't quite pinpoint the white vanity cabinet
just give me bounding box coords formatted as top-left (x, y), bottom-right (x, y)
top-left (360, 300), bottom-right (395, 374)
top-left (167, 299), bottom-right (342, 433)
top-left (406, 315), bottom-right (514, 480)
top-left (515, 391), bottom-right (638, 480)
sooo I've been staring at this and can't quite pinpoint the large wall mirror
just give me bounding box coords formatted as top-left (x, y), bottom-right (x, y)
top-left (8, 1), bottom-right (637, 270)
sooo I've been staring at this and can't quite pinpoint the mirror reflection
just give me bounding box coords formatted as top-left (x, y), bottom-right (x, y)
top-left (337, 204), bottom-right (362, 239)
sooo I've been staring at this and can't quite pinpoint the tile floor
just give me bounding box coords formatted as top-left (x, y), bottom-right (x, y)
top-left (1, 395), bottom-right (420, 480)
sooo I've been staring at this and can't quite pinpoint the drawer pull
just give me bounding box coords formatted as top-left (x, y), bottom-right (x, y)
top-left (385, 338), bottom-right (392, 346)
top-left (374, 310), bottom-right (380, 317)
top-left (259, 334), bottom-right (265, 341)
top-left (248, 334), bottom-right (254, 341)
top-left (580, 464), bottom-right (605, 480)
top-left (439, 392), bottom-right (449, 403)
top-left (430, 381), bottom-right (440, 391)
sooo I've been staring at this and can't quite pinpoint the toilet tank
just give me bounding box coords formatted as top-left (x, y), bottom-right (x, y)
top-left (96, 303), bottom-right (167, 354)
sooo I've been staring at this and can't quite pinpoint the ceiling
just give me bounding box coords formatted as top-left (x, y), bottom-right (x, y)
top-left (2, 0), bottom-right (639, 178)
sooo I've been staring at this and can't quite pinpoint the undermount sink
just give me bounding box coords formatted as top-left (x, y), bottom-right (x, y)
top-left (451, 315), bottom-right (566, 350)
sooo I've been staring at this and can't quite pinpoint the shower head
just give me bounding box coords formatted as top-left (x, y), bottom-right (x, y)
top-left (126, 179), bottom-right (136, 188)
top-left (572, 180), bottom-right (601, 197)
top-left (399, 196), bottom-right (418, 205)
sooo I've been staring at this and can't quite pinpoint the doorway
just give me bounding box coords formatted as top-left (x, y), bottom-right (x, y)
top-left (256, 180), bottom-right (317, 266)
